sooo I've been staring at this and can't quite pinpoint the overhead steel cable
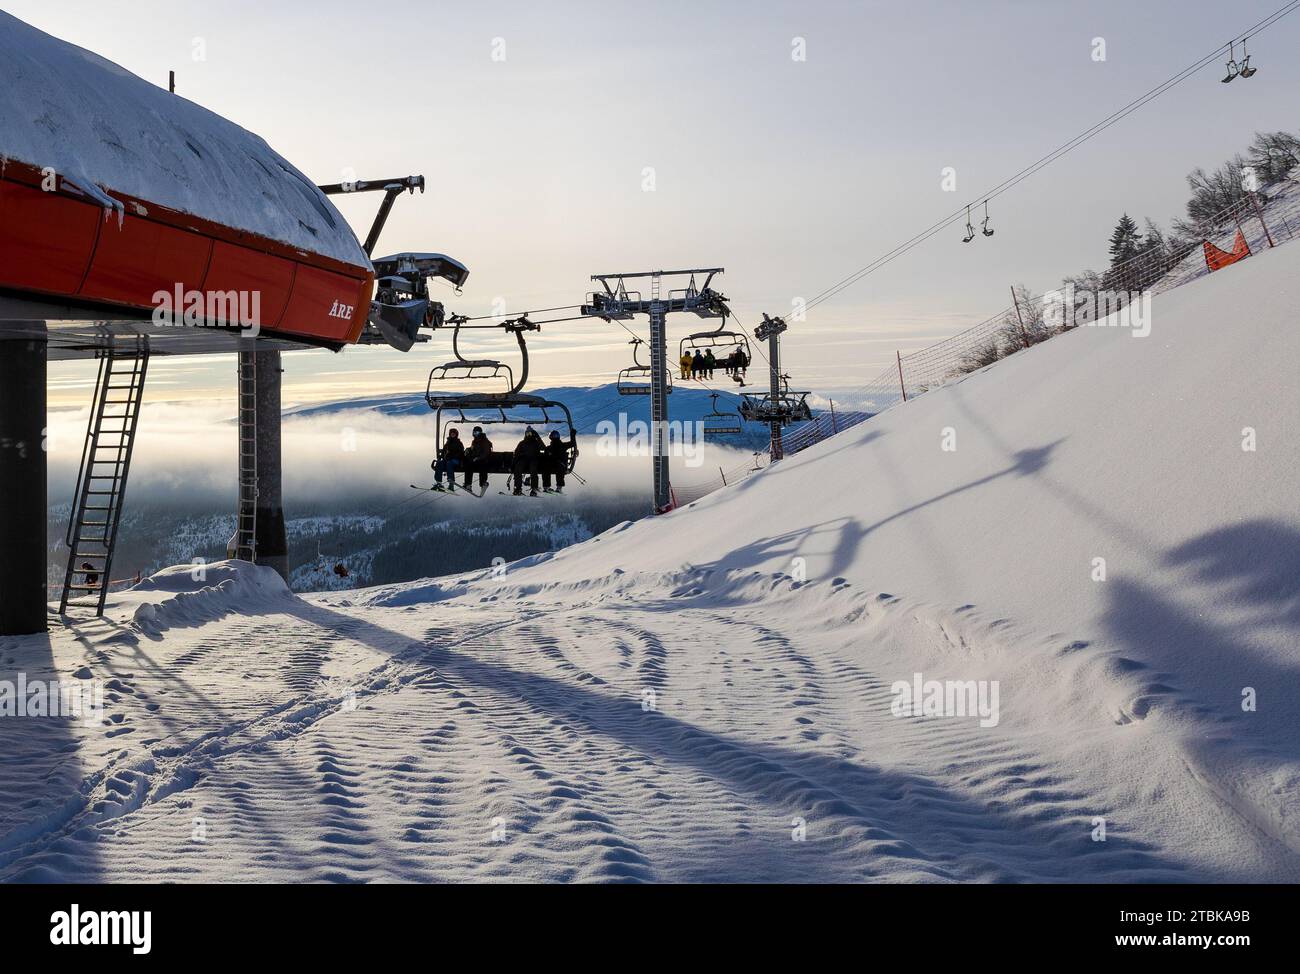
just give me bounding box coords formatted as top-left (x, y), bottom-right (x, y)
top-left (798, 0), bottom-right (1300, 314)
top-left (457, 304), bottom-right (584, 321)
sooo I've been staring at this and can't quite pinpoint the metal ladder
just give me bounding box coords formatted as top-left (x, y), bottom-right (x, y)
top-left (234, 350), bottom-right (258, 562)
top-left (60, 336), bottom-right (150, 616)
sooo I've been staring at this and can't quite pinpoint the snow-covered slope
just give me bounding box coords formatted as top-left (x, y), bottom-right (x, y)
top-left (3, 243), bottom-right (1297, 882)
top-left (0, 11), bottom-right (367, 265)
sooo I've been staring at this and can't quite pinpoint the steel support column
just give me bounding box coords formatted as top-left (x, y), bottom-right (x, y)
top-left (767, 331), bottom-right (783, 462)
top-left (0, 331), bottom-right (48, 634)
top-left (254, 349), bottom-right (288, 582)
top-left (648, 303), bottom-right (672, 512)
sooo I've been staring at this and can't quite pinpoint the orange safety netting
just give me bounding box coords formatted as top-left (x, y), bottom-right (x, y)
top-left (1203, 230), bottom-right (1251, 272)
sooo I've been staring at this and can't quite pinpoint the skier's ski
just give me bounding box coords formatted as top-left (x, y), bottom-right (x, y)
top-left (410, 484), bottom-right (468, 494)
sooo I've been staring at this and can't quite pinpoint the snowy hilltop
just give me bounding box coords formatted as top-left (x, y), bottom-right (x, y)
top-left (2, 242), bottom-right (1298, 882)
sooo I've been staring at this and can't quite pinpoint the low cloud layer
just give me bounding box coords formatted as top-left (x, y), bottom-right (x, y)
top-left (45, 402), bottom-right (758, 510)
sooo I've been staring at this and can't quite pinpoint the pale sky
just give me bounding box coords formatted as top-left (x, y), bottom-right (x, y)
top-left (17, 0), bottom-right (1299, 407)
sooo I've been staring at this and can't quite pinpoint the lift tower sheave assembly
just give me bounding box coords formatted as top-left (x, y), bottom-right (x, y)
top-left (739, 314), bottom-right (813, 461)
top-left (583, 268), bottom-right (727, 513)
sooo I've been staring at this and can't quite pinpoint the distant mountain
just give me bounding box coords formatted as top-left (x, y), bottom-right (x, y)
top-left (286, 383), bottom-right (777, 449)
top-left (48, 496), bottom-right (646, 594)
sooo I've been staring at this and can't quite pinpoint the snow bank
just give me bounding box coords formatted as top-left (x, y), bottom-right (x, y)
top-left (481, 241), bottom-right (1300, 866)
top-left (0, 12), bottom-right (368, 267)
top-left (128, 561), bottom-right (299, 635)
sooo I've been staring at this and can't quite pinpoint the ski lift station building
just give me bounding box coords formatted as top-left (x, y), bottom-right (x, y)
top-left (0, 12), bottom-right (450, 634)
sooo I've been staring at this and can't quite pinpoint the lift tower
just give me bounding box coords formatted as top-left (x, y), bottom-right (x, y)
top-left (583, 269), bottom-right (728, 513)
top-left (738, 314), bottom-right (813, 462)
top-left (755, 314), bottom-right (788, 460)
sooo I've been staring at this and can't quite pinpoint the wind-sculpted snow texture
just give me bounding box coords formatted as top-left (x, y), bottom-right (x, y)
top-left (2, 245), bottom-right (1297, 882)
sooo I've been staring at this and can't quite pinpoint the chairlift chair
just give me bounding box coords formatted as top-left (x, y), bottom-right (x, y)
top-left (962, 205), bottom-right (976, 243)
top-left (426, 315), bottom-right (537, 395)
top-left (1238, 38), bottom-right (1256, 78)
top-left (702, 393), bottom-right (742, 437)
top-left (427, 393), bottom-right (580, 480)
top-left (425, 317), bottom-right (579, 483)
top-left (1222, 41), bottom-right (1240, 83)
top-left (680, 316), bottom-right (753, 384)
top-left (981, 200), bottom-right (994, 237)
top-left (617, 338), bottom-right (673, 396)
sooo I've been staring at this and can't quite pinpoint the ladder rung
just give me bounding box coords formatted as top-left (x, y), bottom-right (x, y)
top-left (62, 341), bottom-right (149, 616)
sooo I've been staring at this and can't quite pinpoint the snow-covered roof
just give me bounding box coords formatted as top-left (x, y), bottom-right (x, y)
top-left (0, 11), bottom-right (369, 268)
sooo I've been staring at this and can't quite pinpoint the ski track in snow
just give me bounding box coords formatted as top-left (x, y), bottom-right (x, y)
top-left (0, 569), bottom-right (1242, 883)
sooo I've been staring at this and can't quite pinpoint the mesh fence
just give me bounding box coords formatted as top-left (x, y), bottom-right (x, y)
top-left (669, 186), bottom-right (1296, 509)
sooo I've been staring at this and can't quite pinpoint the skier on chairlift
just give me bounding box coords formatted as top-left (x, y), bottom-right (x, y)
top-left (542, 430), bottom-right (568, 494)
top-left (512, 426), bottom-right (544, 496)
top-left (679, 350), bottom-right (693, 380)
top-left (733, 348), bottom-right (749, 382)
top-left (703, 348), bottom-right (717, 380)
top-left (692, 350), bottom-right (705, 379)
top-left (431, 427), bottom-right (465, 490)
top-left (463, 426), bottom-right (494, 493)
